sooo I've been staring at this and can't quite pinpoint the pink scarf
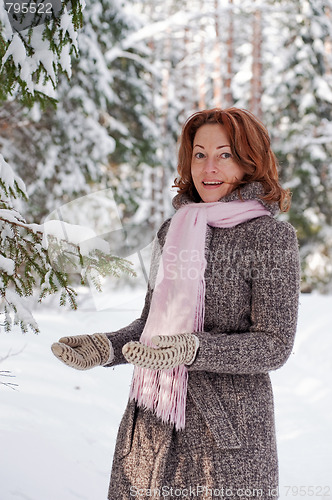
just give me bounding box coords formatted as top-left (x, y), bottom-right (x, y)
top-left (129, 199), bottom-right (270, 430)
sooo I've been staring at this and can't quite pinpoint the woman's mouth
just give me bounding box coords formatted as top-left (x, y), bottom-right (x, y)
top-left (202, 181), bottom-right (224, 188)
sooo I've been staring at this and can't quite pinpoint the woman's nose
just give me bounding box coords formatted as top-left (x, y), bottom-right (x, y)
top-left (204, 158), bottom-right (217, 173)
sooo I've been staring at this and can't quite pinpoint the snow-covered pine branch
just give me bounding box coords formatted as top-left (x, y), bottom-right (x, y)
top-left (0, 154), bottom-right (135, 334)
top-left (0, 0), bottom-right (85, 107)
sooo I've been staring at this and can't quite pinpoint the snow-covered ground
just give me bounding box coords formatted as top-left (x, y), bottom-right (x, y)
top-left (0, 290), bottom-right (331, 500)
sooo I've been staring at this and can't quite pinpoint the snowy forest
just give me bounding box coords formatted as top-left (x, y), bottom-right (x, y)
top-left (1, 0), bottom-right (332, 333)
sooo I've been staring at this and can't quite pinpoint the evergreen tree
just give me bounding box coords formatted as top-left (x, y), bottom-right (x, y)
top-left (265, 0), bottom-right (332, 292)
top-left (0, 2), bottom-right (136, 333)
top-left (1, 0), bottom-right (173, 247)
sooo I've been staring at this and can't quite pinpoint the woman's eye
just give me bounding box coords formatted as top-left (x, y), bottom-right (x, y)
top-left (194, 152), bottom-right (205, 159)
top-left (220, 152), bottom-right (232, 159)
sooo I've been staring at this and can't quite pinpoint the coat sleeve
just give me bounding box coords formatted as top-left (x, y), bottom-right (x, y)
top-left (103, 220), bottom-right (168, 367)
top-left (188, 221), bottom-right (301, 374)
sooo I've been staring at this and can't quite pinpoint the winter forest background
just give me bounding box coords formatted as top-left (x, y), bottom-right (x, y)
top-left (0, 0), bottom-right (332, 334)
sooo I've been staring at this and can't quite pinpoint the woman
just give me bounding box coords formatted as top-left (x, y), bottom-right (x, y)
top-left (52, 108), bottom-right (300, 499)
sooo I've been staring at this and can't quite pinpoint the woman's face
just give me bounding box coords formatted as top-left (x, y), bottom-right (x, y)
top-left (191, 123), bottom-right (245, 203)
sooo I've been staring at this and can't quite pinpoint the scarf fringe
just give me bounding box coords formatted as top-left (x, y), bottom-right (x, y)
top-left (130, 364), bottom-right (188, 430)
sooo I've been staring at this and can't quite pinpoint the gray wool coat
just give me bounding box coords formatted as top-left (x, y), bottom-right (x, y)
top-left (105, 182), bottom-right (301, 500)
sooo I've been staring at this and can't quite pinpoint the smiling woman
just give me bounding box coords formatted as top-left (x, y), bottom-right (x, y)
top-left (51, 107), bottom-right (301, 500)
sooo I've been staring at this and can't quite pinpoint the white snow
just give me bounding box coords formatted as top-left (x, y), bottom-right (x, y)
top-left (42, 219), bottom-right (111, 256)
top-left (0, 1), bottom-right (14, 40)
top-left (58, 42), bottom-right (72, 79)
top-left (0, 255), bottom-right (15, 275)
top-left (3, 290), bottom-right (39, 331)
top-left (1, 33), bottom-right (35, 94)
top-left (29, 26), bottom-right (57, 85)
top-left (1, 207), bottom-right (112, 260)
top-left (1, 7), bottom-right (81, 98)
top-left (60, 10), bottom-right (79, 52)
top-left (1, 33), bottom-right (27, 68)
top-left (0, 291), bottom-right (331, 500)
top-left (0, 154), bottom-right (27, 197)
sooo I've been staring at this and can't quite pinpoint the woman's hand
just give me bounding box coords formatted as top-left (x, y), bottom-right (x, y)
top-left (122, 333), bottom-right (199, 370)
top-left (51, 333), bottom-right (114, 370)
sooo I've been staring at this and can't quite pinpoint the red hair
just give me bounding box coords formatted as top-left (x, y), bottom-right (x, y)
top-left (173, 107), bottom-right (291, 212)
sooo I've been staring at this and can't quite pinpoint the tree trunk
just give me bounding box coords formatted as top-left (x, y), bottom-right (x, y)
top-left (325, 6), bottom-right (331, 74)
top-left (198, 34), bottom-right (207, 110)
top-left (224, 0), bottom-right (234, 107)
top-left (250, 8), bottom-right (263, 119)
top-left (213, 0), bottom-right (223, 107)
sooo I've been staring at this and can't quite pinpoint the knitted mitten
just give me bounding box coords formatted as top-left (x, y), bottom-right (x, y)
top-left (122, 333), bottom-right (199, 370)
top-left (51, 334), bottom-right (114, 370)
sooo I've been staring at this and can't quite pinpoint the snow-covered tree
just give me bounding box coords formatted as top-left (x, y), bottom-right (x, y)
top-left (265, 0), bottom-right (332, 292)
top-left (0, 2), bottom-right (137, 333)
top-left (1, 0), bottom-right (177, 240)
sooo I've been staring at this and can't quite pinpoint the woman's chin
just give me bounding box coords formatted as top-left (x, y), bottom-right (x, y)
top-left (196, 182), bottom-right (237, 203)
top-left (198, 188), bottom-right (230, 203)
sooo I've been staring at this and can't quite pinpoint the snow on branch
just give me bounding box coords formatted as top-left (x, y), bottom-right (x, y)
top-left (0, 153), bottom-right (27, 199)
top-left (0, 153), bottom-right (136, 334)
top-left (0, 211), bottom-right (136, 332)
top-left (0, 0), bottom-right (85, 107)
